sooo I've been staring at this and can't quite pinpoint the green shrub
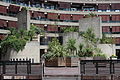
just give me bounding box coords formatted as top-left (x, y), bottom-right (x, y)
top-left (93, 53), bottom-right (106, 58)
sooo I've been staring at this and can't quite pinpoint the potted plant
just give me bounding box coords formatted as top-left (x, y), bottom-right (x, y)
top-left (78, 43), bottom-right (93, 60)
top-left (43, 38), bottom-right (69, 67)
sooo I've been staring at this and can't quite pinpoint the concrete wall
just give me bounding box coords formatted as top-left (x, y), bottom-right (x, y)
top-left (63, 17), bottom-right (116, 58)
top-left (63, 32), bottom-right (115, 58)
top-left (63, 17), bottom-right (102, 48)
top-left (97, 44), bottom-right (115, 58)
top-left (79, 17), bottom-right (102, 38)
top-left (63, 32), bottom-right (83, 49)
top-left (10, 41), bottom-right (40, 63)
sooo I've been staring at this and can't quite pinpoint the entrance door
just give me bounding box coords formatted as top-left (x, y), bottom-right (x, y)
top-left (40, 49), bottom-right (45, 62)
top-left (116, 49), bottom-right (120, 59)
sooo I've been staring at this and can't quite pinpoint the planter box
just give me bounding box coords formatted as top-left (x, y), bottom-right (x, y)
top-left (85, 57), bottom-right (93, 60)
top-left (79, 57), bottom-right (93, 60)
top-left (45, 57), bottom-right (94, 67)
top-left (58, 57), bottom-right (66, 66)
top-left (57, 57), bottom-right (71, 67)
top-left (45, 58), bottom-right (58, 67)
top-left (71, 57), bottom-right (79, 67)
top-left (93, 56), bottom-right (106, 60)
top-left (66, 57), bottom-right (71, 67)
top-left (45, 57), bottom-right (72, 67)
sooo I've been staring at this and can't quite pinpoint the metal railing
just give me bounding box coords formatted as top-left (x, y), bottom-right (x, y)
top-left (0, 61), bottom-right (31, 75)
top-left (0, 61), bottom-right (43, 79)
top-left (80, 60), bottom-right (120, 80)
top-left (79, 0), bottom-right (119, 1)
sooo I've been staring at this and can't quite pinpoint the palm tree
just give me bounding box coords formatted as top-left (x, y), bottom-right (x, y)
top-left (78, 28), bottom-right (101, 57)
top-left (66, 38), bottom-right (77, 56)
top-left (79, 28), bottom-right (99, 48)
top-left (78, 43), bottom-right (93, 57)
top-left (78, 43), bottom-right (85, 57)
top-left (100, 33), bottom-right (113, 44)
top-left (43, 38), bottom-right (68, 60)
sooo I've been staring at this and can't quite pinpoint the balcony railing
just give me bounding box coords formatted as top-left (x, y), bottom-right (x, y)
top-left (0, 61), bottom-right (42, 79)
top-left (80, 60), bottom-right (120, 75)
top-left (48, 0), bottom-right (119, 2)
top-left (0, 0), bottom-right (120, 13)
top-left (80, 60), bottom-right (120, 80)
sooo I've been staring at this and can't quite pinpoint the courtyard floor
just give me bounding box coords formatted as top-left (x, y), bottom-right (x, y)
top-left (44, 67), bottom-right (80, 76)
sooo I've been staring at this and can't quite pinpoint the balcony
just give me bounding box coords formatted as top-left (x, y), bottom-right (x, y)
top-left (0, 0), bottom-right (120, 15)
top-left (48, 0), bottom-right (120, 3)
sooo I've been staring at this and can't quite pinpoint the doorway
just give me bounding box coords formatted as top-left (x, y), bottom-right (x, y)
top-left (116, 49), bottom-right (120, 59)
top-left (40, 49), bottom-right (45, 62)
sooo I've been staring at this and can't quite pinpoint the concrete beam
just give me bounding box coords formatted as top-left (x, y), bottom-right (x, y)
top-left (0, 15), bottom-right (17, 21)
top-left (0, 29), bottom-right (10, 34)
top-left (30, 20), bottom-right (79, 26)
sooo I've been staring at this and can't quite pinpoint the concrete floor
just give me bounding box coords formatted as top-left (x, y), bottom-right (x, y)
top-left (43, 77), bottom-right (81, 80)
top-left (44, 67), bottom-right (80, 76)
top-left (43, 67), bottom-right (81, 80)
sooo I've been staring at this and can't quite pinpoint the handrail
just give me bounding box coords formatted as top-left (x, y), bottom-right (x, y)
top-left (0, 61), bottom-right (31, 74)
top-left (75, 0), bottom-right (119, 1)
top-left (80, 59), bottom-right (120, 75)
top-left (0, 61), bottom-right (42, 79)
top-left (80, 59), bottom-right (120, 63)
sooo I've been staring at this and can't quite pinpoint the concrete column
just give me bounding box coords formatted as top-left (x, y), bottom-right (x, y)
top-left (17, 9), bottom-right (30, 30)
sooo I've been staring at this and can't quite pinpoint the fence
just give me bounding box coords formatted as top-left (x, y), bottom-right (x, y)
top-left (80, 60), bottom-right (120, 80)
top-left (0, 61), bottom-right (42, 79)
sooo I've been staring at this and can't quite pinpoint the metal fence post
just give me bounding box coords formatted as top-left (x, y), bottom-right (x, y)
top-left (96, 62), bottom-right (98, 74)
top-left (78, 61), bottom-right (81, 80)
top-left (29, 62), bottom-right (31, 74)
top-left (42, 62), bottom-right (44, 76)
top-left (2, 61), bottom-right (6, 74)
top-left (27, 61), bottom-right (31, 75)
top-left (15, 62), bottom-right (17, 74)
top-left (80, 61), bottom-right (85, 80)
top-left (113, 63), bottom-right (115, 74)
top-left (110, 60), bottom-right (112, 74)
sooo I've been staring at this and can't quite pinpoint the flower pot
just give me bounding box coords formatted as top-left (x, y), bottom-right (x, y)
top-left (93, 56), bottom-right (106, 60)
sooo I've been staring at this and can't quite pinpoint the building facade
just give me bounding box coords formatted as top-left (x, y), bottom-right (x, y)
top-left (0, 0), bottom-right (120, 62)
